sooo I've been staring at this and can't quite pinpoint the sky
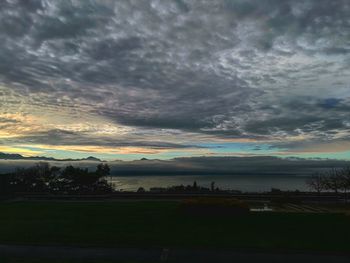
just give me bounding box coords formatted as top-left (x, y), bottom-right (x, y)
top-left (0, 0), bottom-right (350, 161)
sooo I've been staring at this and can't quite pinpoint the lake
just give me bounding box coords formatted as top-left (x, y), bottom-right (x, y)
top-left (109, 175), bottom-right (311, 192)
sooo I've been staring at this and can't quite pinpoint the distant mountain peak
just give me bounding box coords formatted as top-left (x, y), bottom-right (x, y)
top-left (84, 156), bottom-right (102, 162)
top-left (0, 152), bottom-right (102, 162)
top-left (0, 152), bottom-right (24, 160)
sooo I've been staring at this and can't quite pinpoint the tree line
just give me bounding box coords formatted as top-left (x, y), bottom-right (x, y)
top-left (307, 167), bottom-right (350, 196)
top-left (0, 162), bottom-right (113, 195)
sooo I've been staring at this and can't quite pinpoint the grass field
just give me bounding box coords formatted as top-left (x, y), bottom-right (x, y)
top-left (0, 201), bottom-right (349, 252)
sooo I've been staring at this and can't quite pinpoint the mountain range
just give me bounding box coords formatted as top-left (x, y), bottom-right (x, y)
top-left (0, 152), bottom-right (102, 162)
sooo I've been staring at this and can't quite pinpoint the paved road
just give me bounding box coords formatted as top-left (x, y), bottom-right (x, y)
top-left (1, 244), bottom-right (350, 262)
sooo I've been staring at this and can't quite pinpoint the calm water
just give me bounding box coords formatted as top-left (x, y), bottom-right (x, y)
top-left (109, 175), bottom-right (310, 192)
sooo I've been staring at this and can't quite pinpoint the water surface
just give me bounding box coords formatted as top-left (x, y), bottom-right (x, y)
top-left (109, 175), bottom-right (310, 192)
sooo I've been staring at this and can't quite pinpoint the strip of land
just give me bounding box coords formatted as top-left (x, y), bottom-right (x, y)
top-left (1, 244), bottom-right (350, 263)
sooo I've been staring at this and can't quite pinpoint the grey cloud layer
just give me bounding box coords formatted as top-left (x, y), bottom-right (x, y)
top-left (1, 0), bottom-right (350, 142)
top-left (1, 156), bottom-right (349, 176)
top-left (1, 129), bottom-right (204, 149)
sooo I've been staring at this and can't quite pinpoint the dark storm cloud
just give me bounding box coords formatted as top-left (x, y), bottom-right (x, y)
top-left (5, 129), bottom-right (203, 149)
top-left (243, 97), bottom-right (350, 139)
top-left (0, 0), bottom-right (349, 142)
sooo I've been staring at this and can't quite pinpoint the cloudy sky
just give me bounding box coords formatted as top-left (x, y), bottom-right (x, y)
top-left (0, 0), bottom-right (350, 161)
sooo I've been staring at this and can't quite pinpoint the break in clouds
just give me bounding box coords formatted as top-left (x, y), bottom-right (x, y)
top-left (0, 0), bottom-right (350, 158)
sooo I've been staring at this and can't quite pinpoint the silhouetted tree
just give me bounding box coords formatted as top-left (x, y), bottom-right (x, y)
top-left (65, 165), bottom-right (112, 193)
top-left (307, 173), bottom-right (325, 202)
top-left (93, 164), bottom-right (113, 193)
top-left (9, 163), bottom-right (113, 195)
top-left (96, 163), bottom-right (110, 177)
top-left (137, 187), bottom-right (145, 193)
top-left (307, 173), bottom-right (325, 195)
top-left (340, 167), bottom-right (350, 201)
top-left (211, 181), bottom-right (215, 192)
top-left (193, 181), bottom-right (198, 190)
top-left (11, 162), bottom-right (60, 193)
top-left (323, 168), bottom-right (343, 196)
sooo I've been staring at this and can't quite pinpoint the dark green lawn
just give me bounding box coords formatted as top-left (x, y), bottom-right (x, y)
top-left (0, 201), bottom-right (349, 252)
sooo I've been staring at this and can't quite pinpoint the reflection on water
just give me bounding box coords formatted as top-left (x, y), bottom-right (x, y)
top-left (108, 175), bottom-right (310, 192)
